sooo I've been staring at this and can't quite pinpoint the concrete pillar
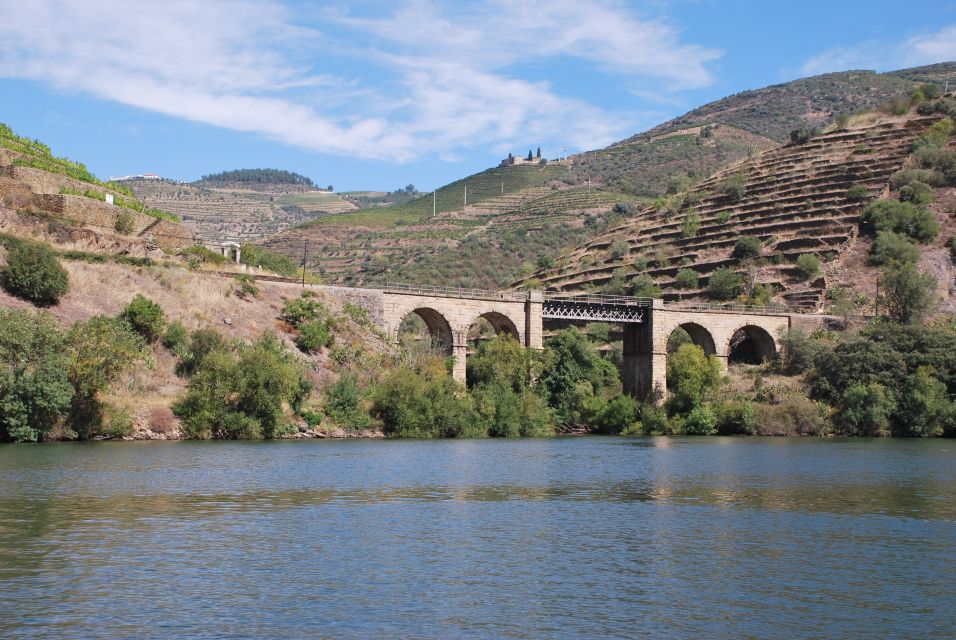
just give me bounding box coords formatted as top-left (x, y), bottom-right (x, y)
top-left (452, 344), bottom-right (467, 384)
top-left (235, 248), bottom-right (241, 264)
top-left (647, 299), bottom-right (668, 404)
top-left (525, 290), bottom-right (544, 349)
top-left (622, 309), bottom-right (666, 403)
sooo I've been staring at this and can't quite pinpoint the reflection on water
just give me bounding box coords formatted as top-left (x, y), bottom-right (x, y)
top-left (0, 437), bottom-right (954, 639)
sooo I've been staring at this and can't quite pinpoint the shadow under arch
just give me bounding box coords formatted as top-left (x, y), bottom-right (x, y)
top-left (728, 325), bottom-right (777, 364)
top-left (668, 322), bottom-right (716, 355)
top-left (398, 307), bottom-right (454, 356)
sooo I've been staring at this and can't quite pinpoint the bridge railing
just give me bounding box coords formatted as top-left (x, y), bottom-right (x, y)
top-left (662, 300), bottom-right (791, 315)
top-left (543, 293), bottom-right (654, 307)
top-left (383, 282), bottom-right (527, 302)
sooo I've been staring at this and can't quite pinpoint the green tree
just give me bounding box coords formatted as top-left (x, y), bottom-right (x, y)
top-left (538, 328), bottom-right (620, 428)
top-left (733, 237), bottom-right (762, 260)
top-left (862, 199), bottom-right (939, 243)
top-left (120, 294), bottom-right (165, 342)
top-left (795, 254), bottom-right (821, 280)
top-left (880, 262), bottom-right (937, 325)
top-left (324, 374), bottom-right (371, 430)
top-left (680, 212), bottom-right (701, 238)
top-left (835, 383), bottom-right (895, 436)
top-left (666, 343), bottom-right (722, 414)
top-left (631, 274), bottom-right (662, 298)
top-left (296, 320), bottom-right (333, 353)
top-left (66, 316), bottom-right (148, 436)
top-left (707, 268), bottom-right (744, 300)
top-left (894, 367), bottom-right (951, 437)
top-left (871, 231), bottom-right (920, 265)
top-left (0, 309), bottom-right (73, 442)
top-left (674, 268), bottom-right (700, 289)
top-left (845, 185), bottom-right (869, 201)
top-left (2, 240), bottom-right (69, 306)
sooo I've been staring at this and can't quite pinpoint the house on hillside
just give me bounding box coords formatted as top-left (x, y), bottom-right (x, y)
top-left (499, 148), bottom-right (545, 167)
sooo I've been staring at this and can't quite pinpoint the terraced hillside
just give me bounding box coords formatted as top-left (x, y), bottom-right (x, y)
top-left (575, 63), bottom-right (956, 197)
top-left (263, 181), bottom-right (634, 289)
top-left (520, 109), bottom-right (954, 311)
top-left (0, 124), bottom-right (193, 252)
top-left (125, 178), bottom-right (356, 243)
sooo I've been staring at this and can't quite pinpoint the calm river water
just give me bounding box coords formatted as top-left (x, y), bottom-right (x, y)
top-left (0, 438), bottom-right (954, 639)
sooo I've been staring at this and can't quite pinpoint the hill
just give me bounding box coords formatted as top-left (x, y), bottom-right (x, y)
top-left (518, 100), bottom-right (956, 314)
top-left (258, 63), bottom-right (956, 291)
top-left (125, 178), bottom-right (356, 243)
top-left (196, 168), bottom-right (317, 192)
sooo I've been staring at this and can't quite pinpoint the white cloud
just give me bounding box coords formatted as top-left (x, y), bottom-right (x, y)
top-left (0, 0), bottom-right (720, 161)
top-left (799, 24), bottom-right (956, 77)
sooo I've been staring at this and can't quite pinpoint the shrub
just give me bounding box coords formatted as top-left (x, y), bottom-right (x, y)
top-left (716, 210), bottom-right (732, 224)
top-left (585, 322), bottom-right (610, 344)
top-left (536, 255), bottom-right (556, 270)
top-left (789, 127), bottom-right (819, 144)
top-left (715, 400), bottom-right (754, 435)
top-left (716, 174), bottom-right (747, 202)
top-left (324, 375), bottom-right (371, 430)
top-left (539, 328), bottom-right (620, 429)
top-left (66, 316), bottom-right (147, 437)
top-left (630, 274), bottom-right (661, 298)
top-left (880, 261), bottom-right (937, 325)
top-left (609, 240), bottom-right (629, 260)
top-left (2, 240), bottom-right (69, 306)
top-left (871, 231), bottom-right (920, 265)
top-left (163, 320), bottom-right (190, 357)
top-left (912, 118), bottom-right (954, 152)
top-left (239, 244), bottom-right (298, 278)
top-left (795, 254), bottom-right (821, 280)
top-left (176, 328), bottom-right (227, 377)
top-left (114, 211), bottom-right (135, 234)
top-left (281, 296), bottom-right (325, 327)
top-left (371, 358), bottom-right (482, 438)
top-left (898, 180), bottom-right (932, 205)
top-left (733, 236), bottom-right (762, 260)
top-left (674, 268), bottom-right (700, 289)
top-left (894, 367), bottom-right (951, 437)
top-left (120, 294), bottom-right (165, 341)
top-left (862, 200), bottom-right (939, 243)
top-left (234, 274), bottom-right (259, 298)
top-left (0, 309), bottom-right (74, 442)
top-left (666, 343), bottom-right (722, 414)
top-left (472, 380), bottom-right (554, 438)
top-left (180, 245), bottom-right (227, 266)
top-left (173, 332), bottom-right (311, 439)
top-left (592, 394), bottom-right (638, 434)
top-left (707, 267), bottom-right (744, 301)
top-left (683, 405), bottom-right (718, 435)
top-left (296, 320), bottom-right (333, 353)
top-left (680, 212), bottom-right (701, 238)
top-left (845, 185), bottom-right (869, 201)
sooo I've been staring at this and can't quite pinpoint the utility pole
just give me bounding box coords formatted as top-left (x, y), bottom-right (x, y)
top-left (464, 185), bottom-right (467, 207)
top-left (301, 240), bottom-right (308, 288)
top-left (433, 191), bottom-right (436, 217)
top-left (501, 182), bottom-right (504, 195)
top-left (587, 171), bottom-right (591, 196)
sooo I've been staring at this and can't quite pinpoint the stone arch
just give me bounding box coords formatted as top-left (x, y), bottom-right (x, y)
top-left (397, 307), bottom-right (454, 356)
top-left (469, 311), bottom-right (520, 341)
top-left (669, 322), bottom-right (716, 355)
top-left (727, 325), bottom-right (777, 365)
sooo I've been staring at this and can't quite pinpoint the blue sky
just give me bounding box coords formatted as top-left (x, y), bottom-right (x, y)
top-left (1, 1), bottom-right (955, 192)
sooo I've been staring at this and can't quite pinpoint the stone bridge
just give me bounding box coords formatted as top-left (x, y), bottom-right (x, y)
top-left (320, 283), bottom-right (794, 402)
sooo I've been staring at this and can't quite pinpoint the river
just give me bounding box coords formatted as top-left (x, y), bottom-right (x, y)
top-left (0, 437), bottom-right (953, 639)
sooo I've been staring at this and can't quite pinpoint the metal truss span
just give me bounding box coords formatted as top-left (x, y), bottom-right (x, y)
top-left (543, 295), bottom-right (650, 324)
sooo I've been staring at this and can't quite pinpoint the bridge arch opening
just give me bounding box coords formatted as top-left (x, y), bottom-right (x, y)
top-left (667, 322), bottom-right (716, 355)
top-left (467, 311), bottom-right (519, 347)
top-left (397, 308), bottom-right (454, 356)
top-left (728, 325), bottom-right (776, 365)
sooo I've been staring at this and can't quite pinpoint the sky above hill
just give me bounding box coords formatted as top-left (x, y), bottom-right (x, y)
top-left (1, 0), bottom-right (955, 191)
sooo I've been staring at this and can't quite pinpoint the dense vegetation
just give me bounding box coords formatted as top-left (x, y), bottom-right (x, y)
top-left (197, 168), bottom-right (316, 188)
top-left (1, 237), bottom-right (69, 306)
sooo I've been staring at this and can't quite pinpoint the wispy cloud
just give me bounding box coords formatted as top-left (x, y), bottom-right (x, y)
top-left (799, 24), bottom-right (956, 76)
top-left (0, 0), bottom-right (721, 161)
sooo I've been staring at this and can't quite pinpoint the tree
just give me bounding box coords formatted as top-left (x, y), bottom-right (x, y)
top-left (666, 343), bottom-right (722, 414)
top-left (733, 236), bottom-right (762, 260)
top-left (862, 199), bottom-right (939, 243)
top-left (527, 149), bottom-right (533, 161)
top-left (871, 231), bottom-right (920, 266)
top-left (674, 268), bottom-right (700, 289)
top-left (795, 254), bottom-right (821, 280)
top-left (631, 274), bottom-right (661, 298)
top-left (536, 255), bottom-right (556, 270)
top-left (835, 383), bottom-right (895, 436)
top-left (894, 367), bottom-right (951, 437)
top-left (681, 212), bottom-right (701, 238)
top-left (880, 262), bottom-right (937, 325)
top-left (2, 240), bottom-right (69, 306)
top-left (707, 268), bottom-right (744, 300)
top-left (0, 309), bottom-right (73, 442)
top-left (538, 328), bottom-right (619, 428)
top-left (536, 147), bottom-right (541, 158)
top-left (845, 185), bottom-right (869, 201)
top-left (66, 316), bottom-right (148, 435)
top-left (120, 294), bottom-right (165, 342)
